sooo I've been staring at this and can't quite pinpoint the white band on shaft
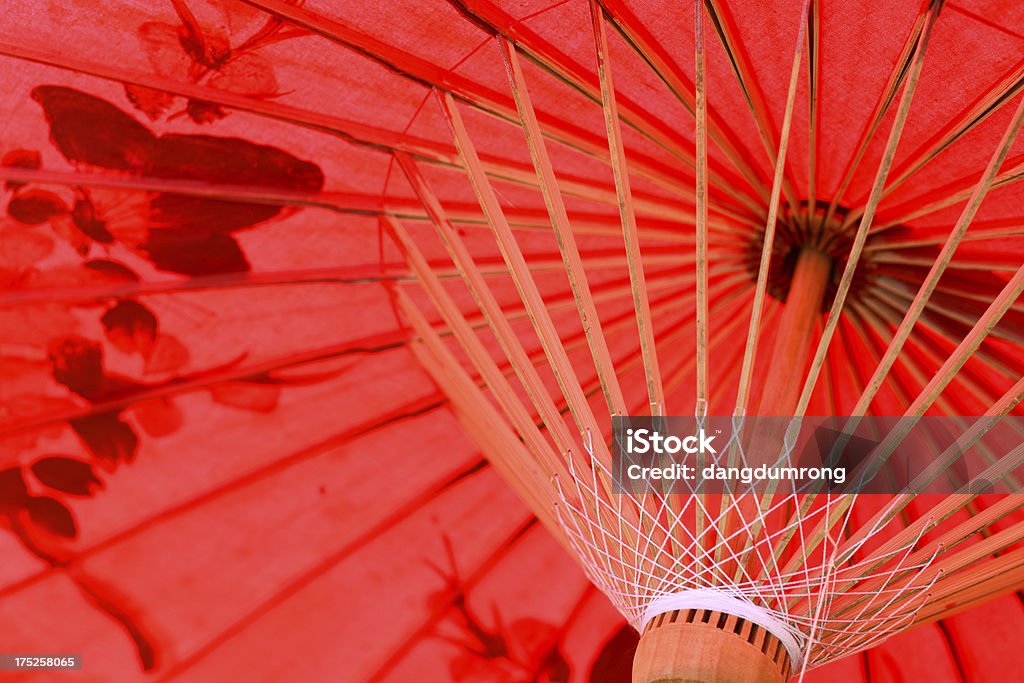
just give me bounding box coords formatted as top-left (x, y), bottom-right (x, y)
top-left (639, 589), bottom-right (804, 666)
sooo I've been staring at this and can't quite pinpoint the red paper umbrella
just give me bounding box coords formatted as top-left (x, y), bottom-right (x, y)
top-left (1, 0), bottom-right (1024, 681)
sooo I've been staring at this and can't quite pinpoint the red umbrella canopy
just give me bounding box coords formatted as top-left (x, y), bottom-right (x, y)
top-left (1, 0), bottom-right (1024, 681)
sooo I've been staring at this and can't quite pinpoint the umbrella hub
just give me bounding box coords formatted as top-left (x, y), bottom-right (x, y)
top-left (745, 200), bottom-right (887, 414)
top-left (633, 592), bottom-right (797, 683)
top-left (749, 200), bottom-right (877, 312)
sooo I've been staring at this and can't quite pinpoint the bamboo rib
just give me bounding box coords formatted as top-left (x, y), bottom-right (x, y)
top-left (821, 6), bottom-right (930, 228)
top-left (448, 0), bottom-right (766, 215)
top-left (589, 0), bottom-right (666, 413)
top-left (383, 214), bottom-right (573, 488)
top-left (847, 93), bottom-right (1024, 416)
top-left (437, 90), bottom-right (614, 461)
top-left (402, 277), bottom-right (743, 596)
top-left (239, 0), bottom-right (764, 216)
top-left (390, 159), bottom-right (666, 561)
top-left (872, 161), bottom-right (1024, 230)
top-left (0, 43), bottom-right (752, 230)
top-left (0, 165), bottom-right (726, 242)
top-left (693, 0), bottom-right (711, 561)
top-left (2, 1), bottom-right (1023, 675)
top-left (794, 1), bottom-right (942, 417)
top-left (806, 0), bottom-right (820, 227)
top-left (390, 159), bottom-right (578, 463)
top-left (916, 549), bottom-right (1024, 623)
top-left (431, 89), bottom-right (683, 563)
top-left (714, 0), bottom-right (812, 591)
top-left (868, 64), bottom-right (1024, 205)
top-left (703, 0), bottom-right (800, 213)
top-left (500, 37), bottom-right (628, 419)
top-left (597, 0), bottom-right (772, 203)
top-left (393, 166), bottom-right (655, 564)
top-left (825, 461), bottom-right (1024, 622)
top-left (854, 296), bottom-right (1024, 458)
top-left (866, 285), bottom-right (1024, 376)
top-left (395, 286), bottom-right (563, 533)
top-left (775, 262), bottom-right (1024, 586)
top-left (414, 267), bottom-right (731, 352)
top-left (905, 263), bottom-right (1024, 415)
top-left (732, 0), bottom-right (812, 416)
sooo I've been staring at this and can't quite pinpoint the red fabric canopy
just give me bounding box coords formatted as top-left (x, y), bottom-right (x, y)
top-left (1, 0), bottom-right (1023, 681)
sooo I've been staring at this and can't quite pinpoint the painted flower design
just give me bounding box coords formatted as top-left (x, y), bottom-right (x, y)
top-left (0, 81), bottom-right (332, 671)
top-left (125, 0), bottom-right (308, 123)
top-left (7, 85), bottom-right (324, 276)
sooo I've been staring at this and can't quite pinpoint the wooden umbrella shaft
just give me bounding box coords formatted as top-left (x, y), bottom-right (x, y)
top-left (633, 247), bottom-right (830, 683)
top-left (633, 607), bottom-right (792, 683)
top-left (757, 246), bottom-right (832, 416)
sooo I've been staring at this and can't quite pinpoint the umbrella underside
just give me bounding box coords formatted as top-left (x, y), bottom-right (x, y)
top-left (1, 0), bottom-right (1024, 680)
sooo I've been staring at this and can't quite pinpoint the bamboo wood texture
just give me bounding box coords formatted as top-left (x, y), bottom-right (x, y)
top-left (633, 609), bottom-right (791, 683)
top-left (756, 247), bottom-right (833, 417)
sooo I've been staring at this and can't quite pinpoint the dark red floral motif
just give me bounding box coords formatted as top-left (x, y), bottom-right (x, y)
top-left (428, 536), bottom-right (571, 683)
top-left (6, 189), bottom-right (67, 225)
top-left (31, 456), bottom-right (104, 497)
top-left (0, 456), bottom-right (100, 547)
top-left (6, 85), bottom-right (324, 276)
top-left (1, 149), bottom-right (42, 191)
top-left (102, 300), bottom-right (159, 355)
top-left (124, 0), bottom-right (308, 123)
top-left (0, 74), bottom-right (329, 671)
top-left (0, 468), bottom-right (30, 516)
